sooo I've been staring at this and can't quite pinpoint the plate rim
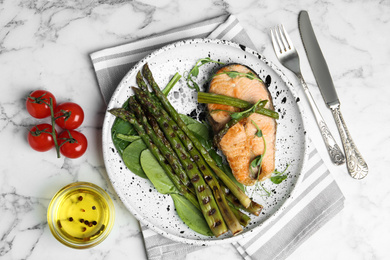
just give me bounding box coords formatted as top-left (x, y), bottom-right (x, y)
top-left (102, 38), bottom-right (309, 245)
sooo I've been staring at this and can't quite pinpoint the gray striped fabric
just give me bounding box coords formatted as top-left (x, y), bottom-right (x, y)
top-left (90, 14), bottom-right (345, 260)
top-left (91, 15), bottom-right (229, 103)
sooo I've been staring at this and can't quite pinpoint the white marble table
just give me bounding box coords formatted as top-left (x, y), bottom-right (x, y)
top-left (1, 0), bottom-right (389, 259)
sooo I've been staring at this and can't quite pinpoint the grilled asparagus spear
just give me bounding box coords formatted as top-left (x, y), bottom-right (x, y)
top-left (108, 108), bottom-right (199, 209)
top-left (129, 96), bottom-right (192, 189)
top-left (142, 63), bottom-right (253, 208)
top-left (129, 99), bottom-right (193, 191)
top-left (134, 87), bottom-right (243, 235)
top-left (133, 88), bottom-right (228, 237)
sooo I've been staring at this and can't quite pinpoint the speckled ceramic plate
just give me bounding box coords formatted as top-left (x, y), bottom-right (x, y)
top-left (102, 38), bottom-right (308, 245)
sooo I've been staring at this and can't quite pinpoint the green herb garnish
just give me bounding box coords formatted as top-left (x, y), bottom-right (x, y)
top-left (252, 120), bottom-right (263, 138)
top-left (229, 99), bottom-right (267, 120)
top-left (250, 120), bottom-right (266, 174)
top-left (250, 120), bottom-right (267, 198)
top-left (210, 99), bottom-right (267, 121)
top-left (270, 164), bottom-right (290, 184)
top-left (214, 71), bottom-right (263, 83)
top-left (257, 181), bottom-right (271, 197)
top-left (185, 57), bottom-right (224, 91)
top-left (250, 119), bottom-right (290, 197)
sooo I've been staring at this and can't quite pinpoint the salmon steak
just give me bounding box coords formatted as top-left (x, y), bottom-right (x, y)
top-left (208, 64), bottom-right (277, 186)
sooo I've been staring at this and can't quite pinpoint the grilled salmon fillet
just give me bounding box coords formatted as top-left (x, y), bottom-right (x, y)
top-left (208, 64), bottom-right (276, 186)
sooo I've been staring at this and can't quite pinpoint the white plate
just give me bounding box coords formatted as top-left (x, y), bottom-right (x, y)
top-left (102, 38), bottom-right (308, 245)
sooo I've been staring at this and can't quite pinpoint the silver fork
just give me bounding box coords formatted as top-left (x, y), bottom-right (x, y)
top-left (270, 25), bottom-right (345, 165)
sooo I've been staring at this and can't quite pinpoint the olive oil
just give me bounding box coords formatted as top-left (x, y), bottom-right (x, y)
top-left (48, 182), bottom-right (114, 248)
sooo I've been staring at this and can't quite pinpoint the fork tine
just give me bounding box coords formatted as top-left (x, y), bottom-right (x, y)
top-left (280, 24), bottom-right (293, 50)
top-left (270, 29), bottom-right (281, 54)
top-left (274, 26), bottom-right (286, 52)
top-left (278, 25), bottom-right (290, 51)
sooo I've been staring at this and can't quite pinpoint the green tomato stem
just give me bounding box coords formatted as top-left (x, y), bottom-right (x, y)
top-left (49, 97), bottom-right (60, 158)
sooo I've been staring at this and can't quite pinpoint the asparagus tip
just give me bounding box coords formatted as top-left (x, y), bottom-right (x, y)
top-left (142, 63), bottom-right (151, 75)
top-left (132, 86), bottom-right (141, 93)
top-left (108, 108), bottom-right (121, 116)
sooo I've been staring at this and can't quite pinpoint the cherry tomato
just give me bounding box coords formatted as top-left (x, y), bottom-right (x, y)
top-left (58, 130), bottom-right (87, 158)
top-left (26, 90), bottom-right (56, 119)
top-left (54, 102), bottom-right (84, 130)
top-left (28, 124), bottom-right (56, 152)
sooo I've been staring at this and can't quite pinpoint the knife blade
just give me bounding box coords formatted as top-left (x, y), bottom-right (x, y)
top-left (298, 10), bottom-right (368, 179)
top-left (298, 11), bottom-right (339, 108)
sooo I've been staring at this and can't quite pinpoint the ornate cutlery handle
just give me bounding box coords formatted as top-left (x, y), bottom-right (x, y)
top-left (299, 76), bottom-right (345, 165)
top-left (331, 106), bottom-right (368, 179)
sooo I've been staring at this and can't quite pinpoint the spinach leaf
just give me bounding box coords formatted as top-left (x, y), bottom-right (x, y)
top-left (179, 114), bottom-right (200, 125)
top-left (187, 123), bottom-right (210, 141)
top-left (171, 194), bottom-right (213, 236)
top-left (111, 98), bottom-right (137, 157)
top-left (140, 150), bottom-right (179, 194)
top-left (116, 133), bottom-right (141, 142)
top-left (122, 139), bottom-right (147, 179)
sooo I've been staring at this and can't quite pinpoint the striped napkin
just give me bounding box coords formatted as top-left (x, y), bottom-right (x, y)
top-left (90, 14), bottom-right (345, 260)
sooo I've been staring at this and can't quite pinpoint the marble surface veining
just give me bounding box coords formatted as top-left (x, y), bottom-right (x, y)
top-left (1, 0), bottom-right (389, 259)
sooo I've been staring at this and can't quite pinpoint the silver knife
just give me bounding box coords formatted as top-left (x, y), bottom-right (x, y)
top-left (298, 10), bottom-right (368, 179)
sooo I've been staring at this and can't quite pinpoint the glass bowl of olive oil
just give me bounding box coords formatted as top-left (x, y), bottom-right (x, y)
top-left (47, 182), bottom-right (115, 249)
